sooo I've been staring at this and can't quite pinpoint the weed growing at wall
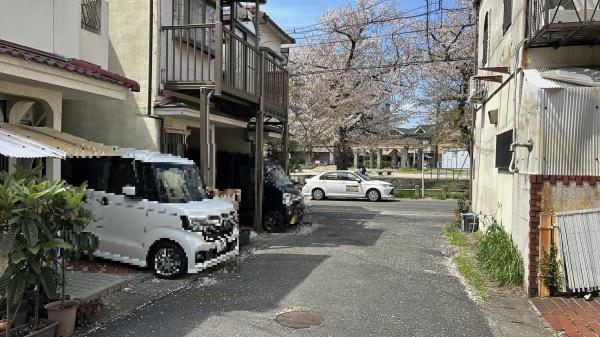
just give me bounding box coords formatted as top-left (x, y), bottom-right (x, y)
top-left (476, 219), bottom-right (524, 286)
top-left (539, 244), bottom-right (562, 295)
top-left (443, 224), bottom-right (487, 300)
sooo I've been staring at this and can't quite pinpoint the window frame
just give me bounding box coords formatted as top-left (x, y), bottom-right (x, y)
top-left (495, 130), bottom-right (514, 171)
top-left (502, 0), bottom-right (512, 34)
top-left (320, 173), bottom-right (338, 181)
top-left (172, 0), bottom-right (216, 25)
top-left (482, 12), bottom-right (489, 66)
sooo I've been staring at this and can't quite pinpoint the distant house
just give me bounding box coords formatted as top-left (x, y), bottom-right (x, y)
top-left (304, 126), bottom-right (459, 169)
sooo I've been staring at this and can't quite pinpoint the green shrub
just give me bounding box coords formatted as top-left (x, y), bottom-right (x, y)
top-left (539, 244), bottom-right (562, 295)
top-left (476, 219), bottom-right (523, 286)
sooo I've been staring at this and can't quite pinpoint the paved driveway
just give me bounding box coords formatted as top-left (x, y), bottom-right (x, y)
top-left (86, 199), bottom-right (493, 337)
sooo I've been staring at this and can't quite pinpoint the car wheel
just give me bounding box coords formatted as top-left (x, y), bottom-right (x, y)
top-left (151, 241), bottom-right (187, 279)
top-left (366, 189), bottom-right (381, 202)
top-left (312, 188), bottom-right (325, 200)
top-left (263, 210), bottom-right (285, 233)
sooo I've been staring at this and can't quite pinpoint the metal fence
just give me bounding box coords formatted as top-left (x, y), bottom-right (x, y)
top-left (81, 0), bottom-right (102, 34)
top-left (556, 209), bottom-right (600, 292)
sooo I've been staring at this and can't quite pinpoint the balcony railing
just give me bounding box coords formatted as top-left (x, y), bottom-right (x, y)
top-left (529, 0), bottom-right (600, 47)
top-left (160, 23), bottom-right (289, 119)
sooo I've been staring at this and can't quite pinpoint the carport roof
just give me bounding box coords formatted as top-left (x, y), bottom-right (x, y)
top-left (0, 39), bottom-right (140, 92)
top-left (0, 123), bottom-right (120, 158)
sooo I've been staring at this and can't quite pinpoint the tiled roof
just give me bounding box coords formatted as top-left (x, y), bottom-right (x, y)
top-left (0, 39), bottom-right (140, 92)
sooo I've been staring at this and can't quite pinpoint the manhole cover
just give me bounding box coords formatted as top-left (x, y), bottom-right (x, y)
top-left (276, 311), bottom-right (322, 329)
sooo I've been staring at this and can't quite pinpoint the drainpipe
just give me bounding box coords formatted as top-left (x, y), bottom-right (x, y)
top-left (509, 0), bottom-right (531, 173)
top-left (147, 0), bottom-right (164, 152)
top-left (470, 0), bottom-right (480, 207)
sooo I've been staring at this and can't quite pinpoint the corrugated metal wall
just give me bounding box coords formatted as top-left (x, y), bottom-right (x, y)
top-left (539, 87), bottom-right (600, 176)
top-left (557, 209), bottom-right (600, 292)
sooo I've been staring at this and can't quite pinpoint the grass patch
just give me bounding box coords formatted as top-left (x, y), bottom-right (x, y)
top-left (476, 220), bottom-right (523, 286)
top-left (443, 224), bottom-right (488, 300)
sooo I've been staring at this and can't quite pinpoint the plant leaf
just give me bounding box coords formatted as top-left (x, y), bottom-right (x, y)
top-left (40, 267), bottom-right (57, 300)
top-left (0, 227), bottom-right (17, 256)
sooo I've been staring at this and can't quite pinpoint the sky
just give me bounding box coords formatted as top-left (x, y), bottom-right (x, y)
top-left (262, 0), bottom-right (353, 33)
top-left (261, 0), bottom-right (429, 128)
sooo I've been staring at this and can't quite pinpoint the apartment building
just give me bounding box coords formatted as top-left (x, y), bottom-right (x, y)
top-left (61, 0), bottom-right (295, 228)
top-left (471, 0), bottom-right (600, 296)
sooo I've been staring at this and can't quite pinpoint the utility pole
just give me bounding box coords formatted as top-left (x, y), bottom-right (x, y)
top-left (421, 143), bottom-right (425, 198)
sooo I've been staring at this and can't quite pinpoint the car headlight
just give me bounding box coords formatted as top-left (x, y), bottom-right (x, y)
top-left (384, 184), bottom-right (394, 188)
top-left (181, 216), bottom-right (211, 232)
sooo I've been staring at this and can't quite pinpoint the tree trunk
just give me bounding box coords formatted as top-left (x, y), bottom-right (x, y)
top-left (335, 127), bottom-right (352, 170)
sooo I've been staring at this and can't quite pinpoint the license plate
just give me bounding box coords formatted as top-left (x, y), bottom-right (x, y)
top-left (290, 215), bottom-right (298, 225)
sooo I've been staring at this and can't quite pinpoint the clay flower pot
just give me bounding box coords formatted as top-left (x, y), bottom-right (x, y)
top-left (44, 300), bottom-right (79, 337)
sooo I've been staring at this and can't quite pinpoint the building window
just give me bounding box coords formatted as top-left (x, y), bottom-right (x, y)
top-left (503, 0), bottom-right (512, 34)
top-left (81, 0), bottom-right (102, 34)
top-left (172, 0), bottom-right (215, 25)
top-left (482, 12), bottom-right (489, 66)
top-left (495, 130), bottom-right (513, 171)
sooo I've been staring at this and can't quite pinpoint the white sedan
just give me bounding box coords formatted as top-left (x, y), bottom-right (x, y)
top-left (302, 171), bottom-right (395, 201)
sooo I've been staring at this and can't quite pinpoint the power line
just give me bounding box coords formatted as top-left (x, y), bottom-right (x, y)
top-left (287, 23), bottom-right (474, 47)
top-left (290, 57), bottom-right (474, 76)
top-left (288, 5), bottom-right (432, 36)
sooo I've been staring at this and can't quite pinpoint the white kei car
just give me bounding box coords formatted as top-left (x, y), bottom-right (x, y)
top-left (302, 171), bottom-right (395, 201)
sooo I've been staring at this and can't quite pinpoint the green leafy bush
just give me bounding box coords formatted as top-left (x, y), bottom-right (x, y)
top-left (476, 219), bottom-right (523, 286)
top-left (539, 244), bottom-right (562, 295)
top-left (0, 166), bottom-right (95, 330)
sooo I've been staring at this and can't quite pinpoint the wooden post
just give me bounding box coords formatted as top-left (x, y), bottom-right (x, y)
top-left (443, 186), bottom-right (448, 199)
top-left (414, 185), bottom-right (420, 199)
top-left (538, 213), bottom-right (552, 297)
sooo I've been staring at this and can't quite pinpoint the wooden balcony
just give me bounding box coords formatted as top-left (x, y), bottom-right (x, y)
top-left (160, 23), bottom-right (288, 121)
top-left (528, 0), bottom-right (600, 47)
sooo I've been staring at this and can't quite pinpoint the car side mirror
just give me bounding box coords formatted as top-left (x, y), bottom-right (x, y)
top-left (356, 179), bottom-right (362, 183)
top-left (122, 185), bottom-right (136, 196)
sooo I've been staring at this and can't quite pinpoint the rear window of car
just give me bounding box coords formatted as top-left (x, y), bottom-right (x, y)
top-left (337, 172), bottom-right (358, 181)
top-left (320, 173), bottom-right (337, 180)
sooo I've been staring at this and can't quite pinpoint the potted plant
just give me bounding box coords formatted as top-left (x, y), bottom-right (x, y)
top-left (43, 184), bottom-right (95, 337)
top-left (454, 197), bottom-right (470, 224)
top-left (0, 167), bottom-right (69, 337)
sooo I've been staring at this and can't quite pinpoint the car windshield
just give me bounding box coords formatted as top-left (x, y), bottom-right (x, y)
top-left (265, 162), bottom-right (293, 189)
top-left (356, 172), bottom-right (373, 181)
top-left (154, 163), bottom-right (205, 203)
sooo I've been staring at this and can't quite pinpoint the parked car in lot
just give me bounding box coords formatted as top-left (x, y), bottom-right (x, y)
top-left (62, 149), bottom-right (239, 279)
top-left (262, 160), bottom-right (304, 232)
top-left (302, 171), bottom-right (395, 201)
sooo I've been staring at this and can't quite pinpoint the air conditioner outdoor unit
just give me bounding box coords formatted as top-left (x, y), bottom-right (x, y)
top-left (468, 76), bottom-right (486, 103)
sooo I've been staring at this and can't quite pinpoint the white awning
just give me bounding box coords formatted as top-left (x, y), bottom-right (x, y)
top-left (523, 67), bottom-right (600, 89)
top-left (0, 123), bottom-right (120, 159)
top-left (0, 129), bottom-right (66, 158)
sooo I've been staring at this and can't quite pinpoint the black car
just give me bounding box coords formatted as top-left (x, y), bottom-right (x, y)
top-left (262, 160), bottom-right (304, 232)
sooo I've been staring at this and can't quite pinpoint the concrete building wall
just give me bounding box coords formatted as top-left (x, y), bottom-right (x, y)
top-left (215, 128), bottom-right (251, 154)
top-left (260, 28), bottom-right (282, 56)
top-left (473, 0), bottom-right (600, 293)
top-left (79, 0), bottom-right (110, 68)
top-left (63, 0), bottom-right (161, 150)
top-left (0, 0), bottom-right (110, 68)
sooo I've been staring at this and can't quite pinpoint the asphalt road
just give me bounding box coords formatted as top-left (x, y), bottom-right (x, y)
top-left (86, 199), bottom-right (493, 337)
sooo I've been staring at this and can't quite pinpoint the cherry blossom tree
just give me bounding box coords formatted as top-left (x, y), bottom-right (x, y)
top-left (288, 0), bottom-right (417, 169)
top-left (413, 0), bottom-right (476, 150)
